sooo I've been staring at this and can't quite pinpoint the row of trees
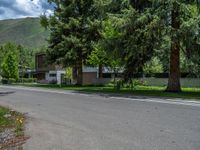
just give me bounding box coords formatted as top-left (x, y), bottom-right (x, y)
top-left (0, 43), bottom-right (35, 81)
top-left (42, 0), bottom-right (200, 92)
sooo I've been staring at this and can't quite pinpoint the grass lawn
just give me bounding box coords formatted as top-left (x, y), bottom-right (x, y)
top-left (13, 83), bottom-right (200, 100)
top-left (0, 106), bottom-right (27, 149)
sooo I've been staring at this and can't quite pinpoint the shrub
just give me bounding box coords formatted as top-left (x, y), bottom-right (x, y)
top-left (115, 80), bottom-right (122, 91)
top-left (1, 79), bottom-right (8, 84)
top-left (49, 80), bottom-right (57, 84)
top-left (1, 78), bottom-right (17, 84)
top-left (133, 79), bottom-right (147, 86)
top-left (9, 78), bottom-right (17, 84)
top-left (17, 78), bottom-right (37, 83)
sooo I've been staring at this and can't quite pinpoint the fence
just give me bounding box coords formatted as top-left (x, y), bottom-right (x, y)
top-left (93, 78), bottom-right (200, 88)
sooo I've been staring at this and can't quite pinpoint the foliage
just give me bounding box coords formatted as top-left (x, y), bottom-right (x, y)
top-left (106, 0), bottom-right (200, 91)
top-left (150, 0), bottom-right (200, 92)
top-left (104, 1), bottom-right (162, 82)
top-left (181, 53), bottom-right (200, 77)
top-left (0, 42), bottom-right (35, 80)
top-left (0, 106), bottom-right (25, 146)
top-left (0, 43), bottom-right (19, 80)
top-left (143, 57), bottom-right (163, 74)
top-left (40, 0), bottom-right (200, 90)
top-left (181, 6), bottom-right (200, 77)
top-left (43, 0), bottom-right (104, 85)
top-left (1, 51), bottom-right (19, 80)
top-left (87, 43), bottom-right (109, 66)
top-left (0, 46), bottom-right (7, 72)
top-left (101, 19), bottom-right (124, 71)
top-left (65, 67), bottom-right (73, 80)
top-left (44, 0), bottom-right (103, 64)
top-left (18, 45), bottom-right (35, 69)
top-left (17, 78), bottom-right (37, 83)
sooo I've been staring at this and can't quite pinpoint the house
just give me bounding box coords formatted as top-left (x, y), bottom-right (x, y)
top-left (35, 53), bottom-right (102, 85)
top-left (18, 65), bottom-right (34, 78)
top-left (35, 53), bottom-right (65, 84)
top-left (82, 66), bottom-right (99, 84)
top-left (35, 52), bottom-right (124, 85)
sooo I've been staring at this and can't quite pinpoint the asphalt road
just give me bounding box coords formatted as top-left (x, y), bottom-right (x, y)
top-left (0, 86), bottom-right (200, 150)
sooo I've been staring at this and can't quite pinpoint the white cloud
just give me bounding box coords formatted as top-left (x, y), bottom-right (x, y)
top-left (0, 0), bottom-right (53, 20)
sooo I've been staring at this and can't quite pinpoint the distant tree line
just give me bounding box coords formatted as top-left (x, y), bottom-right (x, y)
top-left (0, 43), bottom-right (35, 81)
top-left (41, 0), bottom-right (200, 92)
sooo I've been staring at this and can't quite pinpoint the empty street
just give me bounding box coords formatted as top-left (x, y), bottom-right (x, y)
top-left (0, 86), bottom-right (200, 150)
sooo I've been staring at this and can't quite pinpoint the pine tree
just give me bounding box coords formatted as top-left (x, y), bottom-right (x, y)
top-left (42, 0), bottom-right (103, 85)
top-left (110, 0), bottom-right (200, 91)
top-left (151, 0), bottom-right (200, 92)
top-left (106, 0), bottom-right (161, 82)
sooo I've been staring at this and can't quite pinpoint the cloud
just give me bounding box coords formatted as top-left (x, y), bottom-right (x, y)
top-left (40, 0), bottom-right (55, 10)
top-left (0, 9), bottom-right (5, 15)
top-left (0, 0), bottom-right (53, 20)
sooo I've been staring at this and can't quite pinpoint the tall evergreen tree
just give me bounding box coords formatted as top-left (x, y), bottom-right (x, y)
top-left (151, 0), bottom-right (200, 92)
top-left (42, 0), bottom-right (103, 85)
top-left (106, 0), bottom-right (161, 82)
top-left (110, 0), bottom-right (199, 91)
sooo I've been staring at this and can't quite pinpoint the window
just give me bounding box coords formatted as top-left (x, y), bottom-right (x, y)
top-left (49, 74), bottom-right (57, 77)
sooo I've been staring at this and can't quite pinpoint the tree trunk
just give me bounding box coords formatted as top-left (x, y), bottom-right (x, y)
top-left (166, 4), bottom-right (181, 92)
top-left (76, 59), bottom-right (83, 85)
top-left (98, 64), bottom-right (103, 78)
top-left (73, 66), bottom-right (78, 83)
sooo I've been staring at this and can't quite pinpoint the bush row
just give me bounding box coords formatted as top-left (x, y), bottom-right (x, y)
top-left (1, 78), bottom-right (37, 84)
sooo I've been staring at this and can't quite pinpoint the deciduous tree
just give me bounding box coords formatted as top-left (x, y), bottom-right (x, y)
top-left (1, 51), bottom-right (19, 80)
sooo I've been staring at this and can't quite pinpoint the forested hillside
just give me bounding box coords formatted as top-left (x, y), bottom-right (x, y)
top-left (0, 17), bottom-right (49, 48)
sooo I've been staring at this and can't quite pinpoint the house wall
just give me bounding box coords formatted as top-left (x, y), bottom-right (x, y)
top-left (45, 72), bottom-right (56, 83)
top-left (56, 71), bottom-right (66, 85)
top-left (35, 53), bottom-right (49, 72)
top-left (35, 53), bottom-right (66, 84)
top-left (36, 73), bottom-right (46, 80)
top-left (83, 72), bottom-right (97, 85)
top-left (83, 66), bottom-right (98, 73)
top-left (45, 70), bottom-right (65, 84)
top-left (35, 53), bottom-right (60, 73)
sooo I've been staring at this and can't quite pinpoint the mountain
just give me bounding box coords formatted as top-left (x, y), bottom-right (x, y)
top-left (0, 17), bottom-right (49, 48)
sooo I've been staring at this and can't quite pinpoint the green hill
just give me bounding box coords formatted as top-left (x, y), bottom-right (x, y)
top-left (0, 17), bottom-right (49, 48)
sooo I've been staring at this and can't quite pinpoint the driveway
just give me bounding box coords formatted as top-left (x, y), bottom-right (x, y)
top-left (0, 85), bottom-right (200, 150)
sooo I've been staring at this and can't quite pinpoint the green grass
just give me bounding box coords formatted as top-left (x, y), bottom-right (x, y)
top-left (0, 106), bottom-right (25, 136)
top-left (14, 83), bottom-right (200, 100)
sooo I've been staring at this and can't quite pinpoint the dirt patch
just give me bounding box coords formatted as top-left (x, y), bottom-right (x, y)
top-left (0, 107), bottom-right (29, 149)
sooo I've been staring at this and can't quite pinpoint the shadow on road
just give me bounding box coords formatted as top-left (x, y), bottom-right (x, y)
top-left (71, 90), bottom-right (153, 100)
top-left (0, 91), bottom-right (15, 96)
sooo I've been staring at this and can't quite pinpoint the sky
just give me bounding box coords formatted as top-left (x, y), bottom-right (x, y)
top-left (0, 0), bottom-right (54, 20)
